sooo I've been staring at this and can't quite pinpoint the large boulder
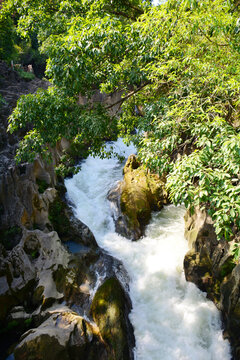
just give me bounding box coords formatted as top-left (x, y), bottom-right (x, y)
top-left (14, 310), bottom-right (108, 360)
top-left (90, 277), bottom-right (135, 360)
top-left (108, 154), bottom-right (168, 240)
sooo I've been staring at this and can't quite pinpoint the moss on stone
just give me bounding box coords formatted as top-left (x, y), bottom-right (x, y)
top-left (119, 155), bottom-right (168, 240)
top-left (90, 278), bottom-right (132, 360)
top-left (48, 195), bottom-right (70, 239)
top-left (219, 258), bottom-right (236, 281)
top-left (0, 226), bottom-right (22, 250)
top-left (36, 179), bottom-right (49, 194)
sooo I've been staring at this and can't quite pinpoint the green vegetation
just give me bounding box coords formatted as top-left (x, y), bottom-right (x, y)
top-left (8, 88), bottom-right (117, 164)
top-left (0, 12), bottom-right (16, 62)
top-left (48, 194), bottom-right (70, 238)
top-left (16, 68), bottom-right (35, 81)
top-left (0, 226), bottom-right (22, 250)
top-left (0, 3), bottom-right (46, 75)
top-left (1, 0), bottom-right (239, 242)
top-left (36, 178), bottom-right (49, 194)
top-left (30, 250), bottom-right (39, 259)
top-left (232, 243), bottom-right (240, 263)
top-left (219, 257), bottom-right (236, 280)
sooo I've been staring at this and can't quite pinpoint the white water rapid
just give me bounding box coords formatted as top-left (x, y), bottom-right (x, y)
top-left (65, 139), bottom-right (231, 360)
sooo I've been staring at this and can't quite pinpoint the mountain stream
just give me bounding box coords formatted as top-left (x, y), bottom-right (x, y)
top-left (65, 139), bottom-right (231, 360)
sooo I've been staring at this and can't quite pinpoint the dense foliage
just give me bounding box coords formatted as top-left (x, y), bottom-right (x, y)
top-left (0, 12), bottom-right (16, 61)
top-left (2, 0), bottom-right (240, 241)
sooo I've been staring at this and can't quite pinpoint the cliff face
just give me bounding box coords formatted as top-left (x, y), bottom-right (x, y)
top-left (184, 208), bottom-right (240, 359)
top-left (0, 62), bottom-right (135, 360)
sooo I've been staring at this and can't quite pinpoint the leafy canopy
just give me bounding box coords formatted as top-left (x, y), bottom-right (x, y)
top-left (3, 0), bottom-right (240, 241)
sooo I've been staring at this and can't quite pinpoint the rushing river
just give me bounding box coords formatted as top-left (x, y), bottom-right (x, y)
top-left (65, 139), bottom-right (231, 360)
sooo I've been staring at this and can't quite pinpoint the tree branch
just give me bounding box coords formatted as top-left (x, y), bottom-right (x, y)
top-left (126, 2), bottom-right (144, 15)
top-left (105, 1), bottom-right (144, 21)
top-left (108, 10), bottom-right (137, 21)
top-left (232, 0), bottom-right (240, 13)
top-left (199, 27), bottom-right (229, 47)
top-left (105, 82), bottom-right (151, 109)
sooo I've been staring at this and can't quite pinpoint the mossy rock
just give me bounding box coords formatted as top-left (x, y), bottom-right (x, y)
top-left (90, 277), bottom-right (134, 360)
top-left (115, 154), bottom-right (168, 240)
top-left (48, 195), bottom-right (70, 238)
top-left (36, 179), bottom-right (49, 194)
top-left (184, 250), bottom-right (212, 290)
top-left (14, 312), bottom-right (108, 360)
top-left (219, 257), bottom-right (236, 281)
top-left (32, 286), bottom-right (44, 307)
top-left (184, 250), bottom-right (222, 303)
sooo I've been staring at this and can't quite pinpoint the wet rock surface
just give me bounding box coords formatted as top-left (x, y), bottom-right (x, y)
top-left (108, 154), bottom-right (168, 241)
top-left (184, 208), bottom-right (240, 359)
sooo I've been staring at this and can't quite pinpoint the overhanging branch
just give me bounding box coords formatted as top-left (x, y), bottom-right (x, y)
top-left (199, 27), bottom-right (229, 47)
top-left (105, 82), bottom-right (151, 110)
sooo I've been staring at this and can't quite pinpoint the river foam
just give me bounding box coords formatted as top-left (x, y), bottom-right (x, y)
top-left (65, 138), bottom-right (231, 360)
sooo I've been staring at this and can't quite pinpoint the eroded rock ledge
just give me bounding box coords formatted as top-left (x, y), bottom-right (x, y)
top-left (184, 208), bottom-right (240, 359)
top-left (108, 154), bottom-right (168, 241)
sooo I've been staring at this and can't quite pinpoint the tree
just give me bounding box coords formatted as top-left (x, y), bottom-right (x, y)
top-left (3, 0), bottom-right (240, 240)
top-left (0, 12), bottom-right (16, 61)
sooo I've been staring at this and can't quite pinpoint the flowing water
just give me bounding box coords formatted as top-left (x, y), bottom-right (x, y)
top-left (65, 139), bottom-right (231, 360)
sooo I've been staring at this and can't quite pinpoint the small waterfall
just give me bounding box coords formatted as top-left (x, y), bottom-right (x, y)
top-left (65, 138), bottom-right (231, 360)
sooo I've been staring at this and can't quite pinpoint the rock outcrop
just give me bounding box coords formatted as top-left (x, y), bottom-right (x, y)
top-left (184, 208), bottom-right (240, 359)
top-left (108, 154), bottom-right (168, 240)
top-left (91, 278), bottom-right (135, 360)
top-left (14, 310), bottom-right (108, 360)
